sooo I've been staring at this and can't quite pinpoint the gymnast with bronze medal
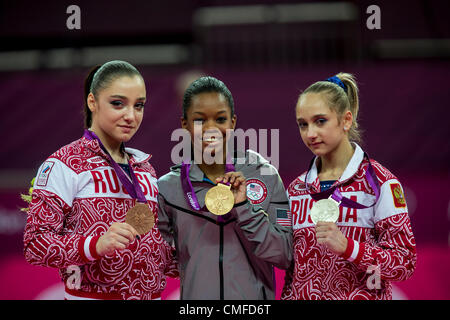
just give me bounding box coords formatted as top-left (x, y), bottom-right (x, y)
top-left (23, 60), bottom-right (177, 300)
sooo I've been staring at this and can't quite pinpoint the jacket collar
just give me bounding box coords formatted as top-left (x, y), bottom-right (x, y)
top-left (81, 135), bottom-right (151, 166)
top-left (125, 147), bottom-right (152, 165)
top-left (171, 161), bottom-right (227, 183)
top-left (304, 143), bottom-right (365, 191)
top-left (170, 149), bottom-right (252, 183)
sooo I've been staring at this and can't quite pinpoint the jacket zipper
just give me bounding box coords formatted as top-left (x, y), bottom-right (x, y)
top-left (194, 177), bottom-right (225, 300)
top-left (219, 224), bottom-right (224, 300)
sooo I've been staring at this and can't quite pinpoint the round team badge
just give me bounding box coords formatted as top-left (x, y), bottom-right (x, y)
top-left (246, 179), bottom-right (268, 204)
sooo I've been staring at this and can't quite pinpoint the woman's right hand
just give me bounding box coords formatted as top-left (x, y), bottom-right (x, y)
top-left (216, 171), bottom-right (247, 204)
top-left (95, 222), bottom-right (139, 257)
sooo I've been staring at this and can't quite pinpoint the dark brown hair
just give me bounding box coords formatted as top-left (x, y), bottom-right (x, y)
top-left (83, 60), bottom-right (143, 128)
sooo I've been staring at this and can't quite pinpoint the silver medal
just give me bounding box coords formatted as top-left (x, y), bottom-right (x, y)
top-left (310, 198), bottom-right (340, 224)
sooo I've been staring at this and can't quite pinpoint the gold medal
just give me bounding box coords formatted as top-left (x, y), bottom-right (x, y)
top-left (125, 202), bottom-right (155, 235)
top-left (310, 198), bottom-right (340, 224)
top-left (205, 183), bottom-right (235, 216)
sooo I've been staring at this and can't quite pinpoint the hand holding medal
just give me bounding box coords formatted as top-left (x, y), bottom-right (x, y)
top-left (315, 221), bottom-right (348, 255)
top-left (215, 171), bottom-right (247, 203)
top-left (311, 197), bottom-right (347, 255)
top-left (84, 130), bottom-right (155, 240)
top-left (96, 222), bottom-right (139, 257)
top-left (96, 203), bottom-right (154, 257)
top-left (180, 161), bottom-right (247, 217)
top-left (306, 153), bottom-right (381, 255)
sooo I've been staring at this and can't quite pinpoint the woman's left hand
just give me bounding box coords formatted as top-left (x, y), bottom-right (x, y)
top-left (216, 171), bottom-right (247, 204)
top-left (315, 222), bottom-right (348, 255)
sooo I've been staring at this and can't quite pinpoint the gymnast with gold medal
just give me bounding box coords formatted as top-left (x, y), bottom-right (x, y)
top-left (157, 76), bottom-right (292, 300)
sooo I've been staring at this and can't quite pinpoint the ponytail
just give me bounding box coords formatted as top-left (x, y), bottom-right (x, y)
top-left (83, 65), bottom-right (101, 128)
top-left (335, 72), bottom-right (360, 143)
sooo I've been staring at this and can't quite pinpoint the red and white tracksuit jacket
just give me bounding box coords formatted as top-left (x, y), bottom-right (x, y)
top-left (23, 135), bottom-right (178, 300)
top-left (281, 144), bottom-right (416, 300)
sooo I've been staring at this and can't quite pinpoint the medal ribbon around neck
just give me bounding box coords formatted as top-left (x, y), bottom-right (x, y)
top-left (180, 156), bottom-right (236, 212)
top-left (305, 152), bottom-right (380, 209)
top-left (83, 129), bottom-right (147, 203)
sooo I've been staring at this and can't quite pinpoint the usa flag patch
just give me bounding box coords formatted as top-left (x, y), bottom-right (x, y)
top-left (276, 208), bottom-right (292, 227)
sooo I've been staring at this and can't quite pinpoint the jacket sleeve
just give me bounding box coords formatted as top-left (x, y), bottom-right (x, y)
top-left (232, 168), bottom-right (293, 270)
top-left (280, 261), bottom-right (295, 300)
top-left (23, 159), bottom-right (101, 269)
top-left (157, 193), bottom-right (176, 248)
top-left (340, 179), bottom-right (417, 281)
top-left (157, 192), bottom-right (179, 278)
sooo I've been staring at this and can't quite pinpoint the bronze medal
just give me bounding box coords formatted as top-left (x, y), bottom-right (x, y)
top-left (205, 183), bottom-right (235, 216)
top-left (125, 202), bottom-right (155, 235)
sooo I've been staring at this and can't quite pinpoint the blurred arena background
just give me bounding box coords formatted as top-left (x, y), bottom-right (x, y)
top-left (0, 0), bottom-right (449, 300)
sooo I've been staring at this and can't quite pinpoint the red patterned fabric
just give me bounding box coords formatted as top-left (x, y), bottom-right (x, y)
top-left (23, 136), bottom-right (178, 300)
top-left (281, 145), bottom-right (416, 300)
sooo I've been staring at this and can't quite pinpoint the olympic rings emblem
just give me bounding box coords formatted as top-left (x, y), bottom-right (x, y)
top-left (246, 179), bottom-right (268, 204)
